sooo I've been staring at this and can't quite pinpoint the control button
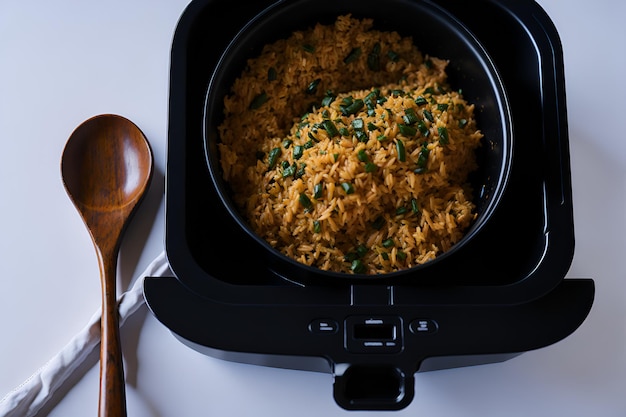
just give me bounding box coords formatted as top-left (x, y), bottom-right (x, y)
top-left (409, 319), bottom-right (438, 335)
top-left (309, 319), bottom-right (339, 334)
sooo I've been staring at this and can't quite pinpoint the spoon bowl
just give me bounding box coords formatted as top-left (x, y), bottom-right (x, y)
top-left (61, 114), bottom-right (153, 417)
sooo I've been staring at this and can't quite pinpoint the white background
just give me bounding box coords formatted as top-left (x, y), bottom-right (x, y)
top-left (1, 0), bottom-right (625, 416)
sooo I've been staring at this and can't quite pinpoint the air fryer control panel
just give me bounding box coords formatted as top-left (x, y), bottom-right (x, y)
top-left (345, 316), bottom-right (403, 353)
top-left (308, 314), bottom-right (439, 355)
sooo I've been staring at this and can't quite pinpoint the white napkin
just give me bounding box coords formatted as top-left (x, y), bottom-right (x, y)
top-left (0, 250), bottom-right (171, 417)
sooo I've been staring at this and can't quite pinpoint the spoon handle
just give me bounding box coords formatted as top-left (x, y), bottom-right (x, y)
top-left (98, 246), bottom-right (127, 417)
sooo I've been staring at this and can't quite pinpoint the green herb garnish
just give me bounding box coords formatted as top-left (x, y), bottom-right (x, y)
top-left (343, 47), bottom-right (362, 64)
top-left (249, 92), bottom-right (268, 110)
top-left (306, 78), bottom-right (321, 94)
top-left (341, 182), bottom-right (355, 194)
top-left (438, 126), bottom-right (449, 145)
top-left (267, 147), bottom-right (281, 169)
top-left (299, 193), bottom-right (313, 211)
top-left (396, 139), bottom-right (406, 162)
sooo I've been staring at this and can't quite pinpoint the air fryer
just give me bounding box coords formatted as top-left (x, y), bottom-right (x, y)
top-left (144, 0), bottom-right (595, 411)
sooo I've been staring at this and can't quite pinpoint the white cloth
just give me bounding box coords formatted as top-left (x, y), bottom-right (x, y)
top-left (0, 250), bottom-right (171, 417)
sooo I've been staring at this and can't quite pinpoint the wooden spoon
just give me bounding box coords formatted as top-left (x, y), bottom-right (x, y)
top-left (61, 114), bottom-right (153, 416)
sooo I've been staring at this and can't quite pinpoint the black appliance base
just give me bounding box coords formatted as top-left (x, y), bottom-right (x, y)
top-left (144, 277), bottom-right (593, 410)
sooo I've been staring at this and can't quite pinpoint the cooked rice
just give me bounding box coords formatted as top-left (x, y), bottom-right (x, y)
top-left (217, 15), bottom-right (483, 274)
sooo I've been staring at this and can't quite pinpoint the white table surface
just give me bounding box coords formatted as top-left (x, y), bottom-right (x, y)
top-left (1, 0), bottom-right (625, 416)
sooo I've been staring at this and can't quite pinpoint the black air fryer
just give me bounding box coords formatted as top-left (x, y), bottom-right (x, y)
top-left (144, 0), bottom-right (595, 410)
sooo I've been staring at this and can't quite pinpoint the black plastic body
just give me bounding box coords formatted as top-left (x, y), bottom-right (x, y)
top-left (144, 0), bottom-right (595, 411)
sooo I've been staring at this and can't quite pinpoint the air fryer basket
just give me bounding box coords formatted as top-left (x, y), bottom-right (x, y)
top-left (160, 0), bottom-right (582, 302)
top-left (202, 0), bottom-right (513, 284)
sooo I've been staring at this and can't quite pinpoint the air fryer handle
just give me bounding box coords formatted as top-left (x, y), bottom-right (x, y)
top-left (332, 363), bottom-right (415, 411)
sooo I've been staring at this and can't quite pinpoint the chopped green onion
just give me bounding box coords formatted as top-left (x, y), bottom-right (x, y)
top-left (295, 163), bottom-right (306, 179)
top-left (313, 220), bottom-right (321, 233)
top-left (411, 198), bottom-right (419, 213)
top-left (299, 193), bottom-right (313, 212)
top-left (343, 47), bottom-right (362, 64)
top-left (356, 130), bottom-right (368, 142)
top-left (414, 96), bottom-right (428, 106)
top-left (414, 145), bottom-right (430, 174)
top-left (314, 183), bottom-right (323, 199)
top-left (322, 119), bottom-right (339, 137)
top-left (321, 90), bottom-right (336, 107)
top-left (321, 96), bottom-right (333, 107)
top-left (341, 182), bottom-right (355, 194)
top-left (438, 126), bottom-right (449, 145)
top-left (282, 163), bottom-right (296, 177)
top-left (382, 238), bottom-right (395, 248)
top-left (364, 89), bottom-right (380, 109)
top-left (357, 149), bottom-right (369, 162)
top-left (398, 124), bottom-right (417, 137)
top-left (397, 251), bottom-right (407, 260)
top-left (282, 139), bottom-right (293, 148)
top-left (249, 92), bottom-right (268, 110)
top-left (417, 120), bottom-right (429, 137)
top-left (352, 118), bottom-right (364, 130)
top-left (403, 108), bottom-right (419, 125)
top-left (293, 145), bottom-right (304, 160)
top-left (458, 118), bottom-right (468, 128)
top-left (367, 122), bottom-right (377, 131)
top-left (351, 259), bottom-right (366, 274)
top-left (423, 109), bottom-right (434, 122)
top-left (306, 78), bottom-right (321, 95)
top-left (396, 139), bottom-right (406, 162)
top-left (268, 67), bottom-right (277, 81)
top-left (367, 43), bottom-right (381, 71)
top-left (364, 162), bottom-right (377, 173)
top-left (340, 98), bottom-right (364, 115)
top-left (268, 147), bottom-right (281, 169)
top-left (437, 103), bottom-right (449, 112)
top-left (396, 206), bottom-right (408, 215)
top-left (352, 118), bottom-right (368, 142)
top-left (387, 50), bottom-right (399, 62)
top-left (339, 127), bottom-right (350, 136)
